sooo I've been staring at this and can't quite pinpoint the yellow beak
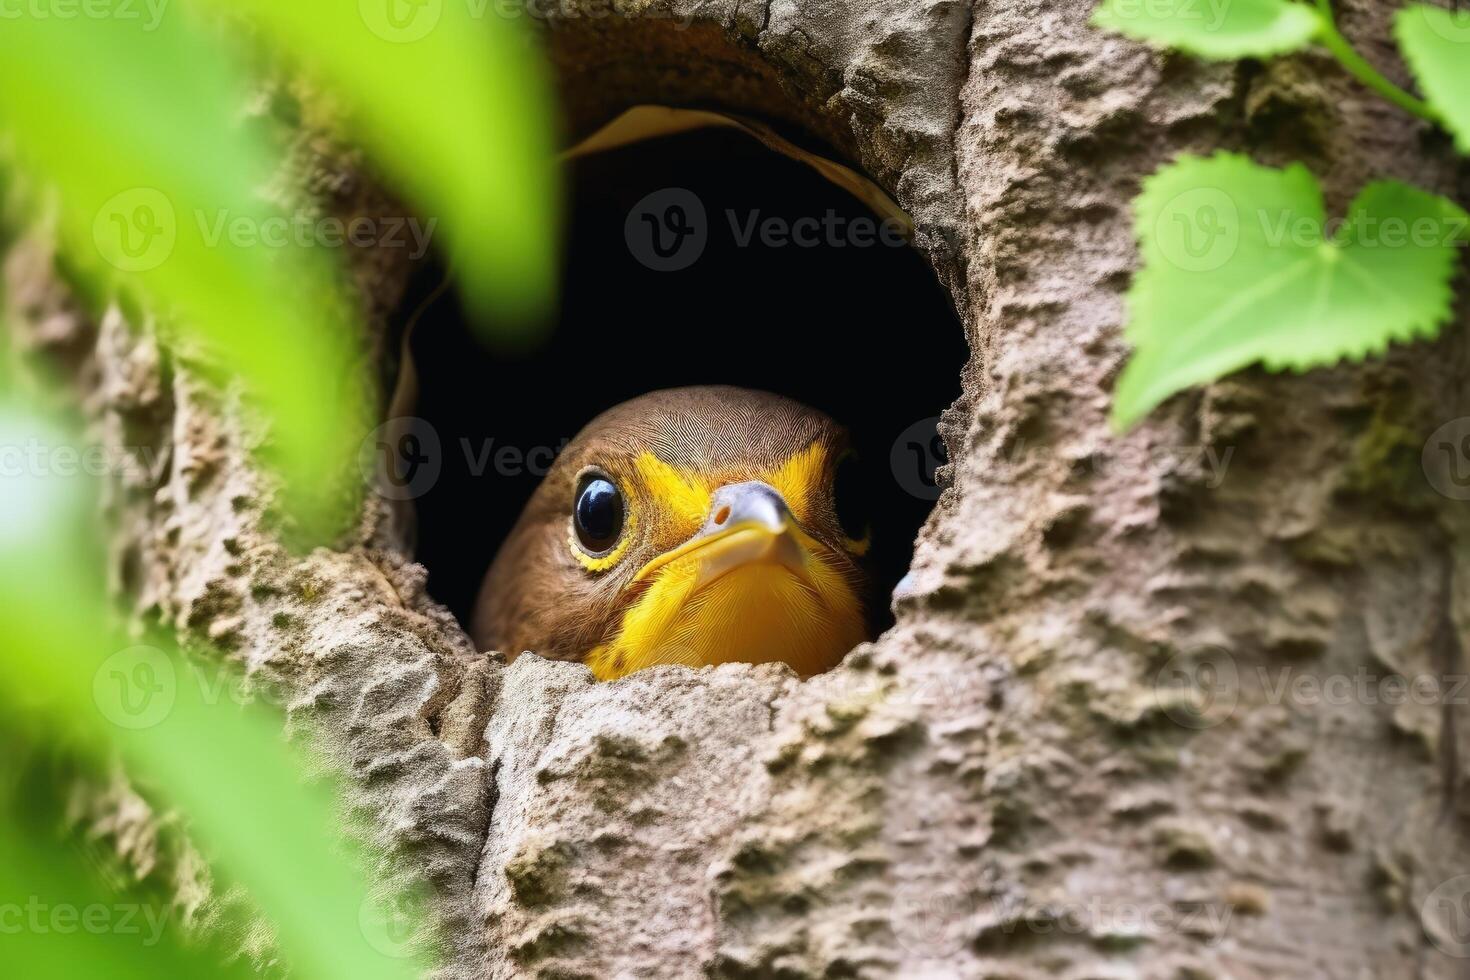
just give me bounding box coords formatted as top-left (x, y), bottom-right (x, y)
top-left (591, 480), bottom-right (866, 681)
top-left (631, 481), bottom-right (808, 590)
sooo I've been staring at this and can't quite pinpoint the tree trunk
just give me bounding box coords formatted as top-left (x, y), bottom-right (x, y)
top-left (9, 0), bottom-right (1470, 976)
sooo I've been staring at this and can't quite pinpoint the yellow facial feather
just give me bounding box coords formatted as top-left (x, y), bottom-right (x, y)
top-left (575, 443), bottom-right (836, 574)
top-left (589, 555), bottom-right (864, 681)
top-left (632, 451), bottom-right (712, 531)
top-left (574, 439), bottom-right (866, 681)
top-left (764, 441), bottom-right (828, 525)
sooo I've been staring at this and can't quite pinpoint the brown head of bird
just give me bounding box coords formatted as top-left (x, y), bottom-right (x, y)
top-left (472, 386), bottom-right (872, 680)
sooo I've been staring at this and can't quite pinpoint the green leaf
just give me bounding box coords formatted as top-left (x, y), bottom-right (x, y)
top-left (1092, 0), bottom-right (1323, 59)
top-left (201, 0), bottom-right (560, 332)
top-left (1396, 4), bottom-right (1470, 153)
top-left (0, 14), bottom-right (366, 539)
top-left (0, 403), bottom-right (427, 980)
top-left (0, 776), bottom-right (259, 980)
top-left (1113, 153), bottom-right (1468, 428)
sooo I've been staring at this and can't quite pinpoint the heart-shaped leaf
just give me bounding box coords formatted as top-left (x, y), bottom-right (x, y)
top-left (1113, 153), bottom-right (1468, 428)
top-left (1396, 3), bottom-right (1470, 153)
top-left (1092, 0), bottom-right (1323, 59)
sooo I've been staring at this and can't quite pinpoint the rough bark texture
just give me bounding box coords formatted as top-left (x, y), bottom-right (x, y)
top-left (9, 0), bottom-right (1470, 976)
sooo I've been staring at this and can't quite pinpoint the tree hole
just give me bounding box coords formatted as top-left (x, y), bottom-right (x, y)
top-left (395, 119), bottom-right (963, 658)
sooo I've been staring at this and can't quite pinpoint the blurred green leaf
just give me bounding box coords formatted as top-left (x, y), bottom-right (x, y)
top-left (0, 766), bottom-right (258, 980)
top-left (0, 13), bottom-right (366, 539)
top-left (1092, 0), bottom-right (1323, 59)
top-left (1113, 153), bottom-right (1466, 427)
top-left (0, 404), bottom-right (426, 979)
top-left (1396, 4), bottom-right (1470, 154)
top-left (205, 0), bottom-right (561, 332)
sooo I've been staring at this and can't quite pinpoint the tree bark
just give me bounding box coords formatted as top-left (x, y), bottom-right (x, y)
top-left (8, 0), bottom-right (1470, 976)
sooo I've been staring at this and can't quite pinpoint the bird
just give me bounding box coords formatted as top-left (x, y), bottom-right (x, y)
top-left (472, 386), bottom-right (872, 681)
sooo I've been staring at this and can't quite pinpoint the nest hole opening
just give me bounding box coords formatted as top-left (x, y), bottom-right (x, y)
top-left (395, 122), bottom-right (963, 657)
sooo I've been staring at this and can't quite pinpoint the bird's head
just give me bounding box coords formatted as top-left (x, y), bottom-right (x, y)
top-left (472, 386), bottom-right (872, 680)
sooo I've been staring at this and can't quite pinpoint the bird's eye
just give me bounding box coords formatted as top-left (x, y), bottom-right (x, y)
top-left (832, 452), bottom-right (870, 542)
top-left (574, 475), bottom-right (625, 554)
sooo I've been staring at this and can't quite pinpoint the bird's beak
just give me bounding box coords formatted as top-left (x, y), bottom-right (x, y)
top-left (631, 480), bottom-right (808, 589)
